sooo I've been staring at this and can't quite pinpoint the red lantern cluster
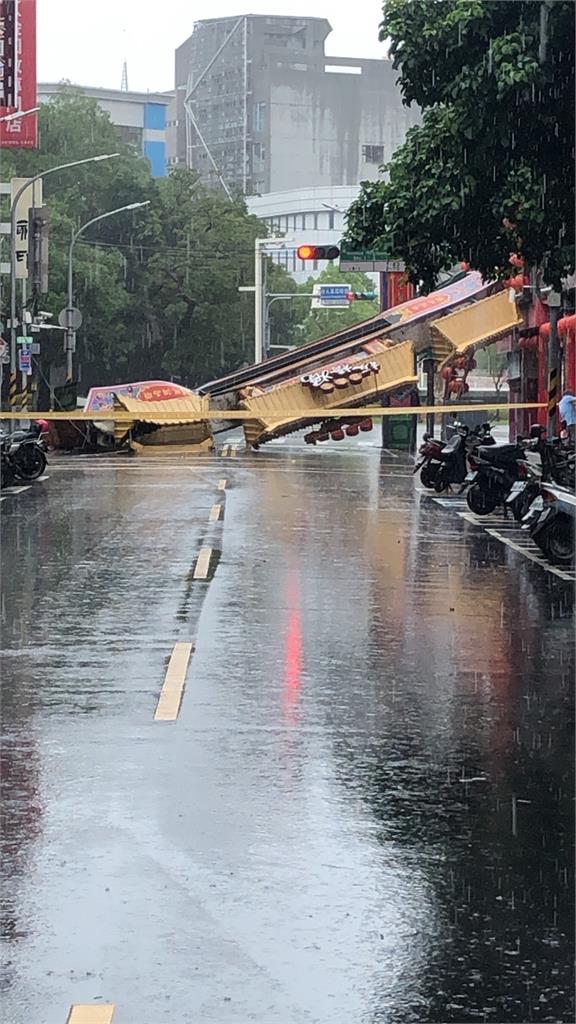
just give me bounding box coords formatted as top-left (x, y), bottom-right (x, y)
top-left (442, 352), bottom-right (477, 398)
top-left (304, 416), bottom-right (374, 445)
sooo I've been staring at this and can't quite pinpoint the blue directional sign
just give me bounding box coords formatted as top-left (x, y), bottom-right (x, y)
top-left (317, 284), bottom-right (351, 308)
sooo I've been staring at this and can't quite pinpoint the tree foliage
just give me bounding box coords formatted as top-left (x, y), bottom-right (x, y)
top-left (2, 87), bottom-right (298, 390)
top-left (344, 0), bottom-right (575, 291)
top-left (294, 266), bottom-right (379, 344)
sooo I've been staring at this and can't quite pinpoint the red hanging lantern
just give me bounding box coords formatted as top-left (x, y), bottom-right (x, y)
top-left (448, 379), bottom-right (463, 394)
top-left (331, 428), bottom-right (345, 441)
top-left (346, 424), bottom-right (360, 436)
top-left (359, 418), bottom-right (373, 432)
top-left (441, 366), bottom-right (454, 381)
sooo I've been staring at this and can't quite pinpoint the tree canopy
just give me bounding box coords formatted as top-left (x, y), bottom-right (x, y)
top-left (1, 87), bottom-right (299, 391)
top-left (344, 0), bottom-right (575, 291)
top-left (294, 266), bottom-right (379, 344)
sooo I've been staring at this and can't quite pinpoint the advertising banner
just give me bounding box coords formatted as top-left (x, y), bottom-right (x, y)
top-left (85, 380), bottom-right (195, 413)
top-left (0, 0), bottom-right (37, 148)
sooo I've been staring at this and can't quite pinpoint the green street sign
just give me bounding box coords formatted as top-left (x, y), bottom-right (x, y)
top-left (339, 248), bottom-right (405, 272)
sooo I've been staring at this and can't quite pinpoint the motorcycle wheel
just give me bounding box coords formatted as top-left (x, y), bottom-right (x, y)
top-left (1, 458), bottom-right (15, 489)
top-left (13, 445), bottom-right (47, 481)
top-left (467, 482), bottom-right (499, 515)
top-left (538, 518), bottom-right (574, 566)
top-left (420, 463), bottom-right (438, 489)
top-left (433, 467), bottom-right (450, 493)
top-left (512, 487), bottom-right (538, 523)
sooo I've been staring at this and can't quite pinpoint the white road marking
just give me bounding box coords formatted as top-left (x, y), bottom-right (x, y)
top-left (431, 495), bottom-right (575, 580)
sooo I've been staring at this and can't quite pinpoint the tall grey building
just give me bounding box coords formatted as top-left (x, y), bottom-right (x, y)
top-left (174, 15), bottom-right (419, 196)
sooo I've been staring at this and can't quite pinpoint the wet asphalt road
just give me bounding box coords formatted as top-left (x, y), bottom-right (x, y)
top-left (1, 438), bottom-right (574, 1024)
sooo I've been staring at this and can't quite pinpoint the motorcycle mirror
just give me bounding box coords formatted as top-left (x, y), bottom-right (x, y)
top-left (423, 432), bottom-right (430, 441)
top-left (529, 423), bottom-right (544, 438)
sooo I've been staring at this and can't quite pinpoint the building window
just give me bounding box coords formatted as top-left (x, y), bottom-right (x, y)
top-left (116, 125), bottom-right (143, 151)
top-left (362, 144), bottom-right (384, 164)
top-left (253, 102), bottom-right (266, 132)
top-left (328, 210), bottom-right (334, 229)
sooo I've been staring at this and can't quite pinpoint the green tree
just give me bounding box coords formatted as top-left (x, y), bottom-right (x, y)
top-left (344, 0), bottom-right (575, 290)
top-left (2, 87), bottom-right (299, 391)
top-left (293, 266), bottom-right (379, 344)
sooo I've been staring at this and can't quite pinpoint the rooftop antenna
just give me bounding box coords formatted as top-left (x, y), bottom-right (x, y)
top-left (121, 59), bottom-right (129, 91)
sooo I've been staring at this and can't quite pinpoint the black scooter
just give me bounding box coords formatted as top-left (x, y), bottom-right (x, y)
top-left (465, 438), bottom-right (527, 515)
top-left (0, 423), bottom-right (47, 484)
top-left (432, 422), bottom-right (496, 493)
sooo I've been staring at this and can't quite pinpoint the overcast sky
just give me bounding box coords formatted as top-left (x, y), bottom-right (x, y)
top-left (38, 0), bottom-right (387, 93)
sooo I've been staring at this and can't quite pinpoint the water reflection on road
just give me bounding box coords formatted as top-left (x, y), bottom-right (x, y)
top-left (0, 446), bottom-right (573, 1022)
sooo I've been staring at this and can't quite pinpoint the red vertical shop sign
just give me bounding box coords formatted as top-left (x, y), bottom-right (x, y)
top-left (0, 0), bottom-right (37, 148)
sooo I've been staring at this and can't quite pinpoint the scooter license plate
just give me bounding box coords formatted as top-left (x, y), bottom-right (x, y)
top-left (465, 471), bottom-right (477, 483)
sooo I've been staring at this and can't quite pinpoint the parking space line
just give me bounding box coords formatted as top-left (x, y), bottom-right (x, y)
top-left (193, 547), bottom-right (213, 579)
top-left (484, 528), bottom-right (574, 581)
top-left (154, 643), bottom-right (194, 722)
top-left (0, 485), bottom-right (31, 500)
top-left (209, 504), bottom-right (222, 522)
top-left (218, 478), bottom-right (227, 490)
top-left (67, 1005), bottom-right (115, 1024)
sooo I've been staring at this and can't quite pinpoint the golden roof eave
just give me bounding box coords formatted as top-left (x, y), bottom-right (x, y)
top-left (430, 290), bottom-right (522, 368)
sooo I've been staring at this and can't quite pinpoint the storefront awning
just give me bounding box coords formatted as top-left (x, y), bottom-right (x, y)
top-left (113, 393), bottom-right (209, 425)
top-left (430, 290), bottom-right (522, 368)
top-left (240, 341), bottom-right (417, 447)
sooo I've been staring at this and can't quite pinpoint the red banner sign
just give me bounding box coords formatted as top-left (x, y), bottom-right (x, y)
top-left (0, 0), bottom-right (37, 148)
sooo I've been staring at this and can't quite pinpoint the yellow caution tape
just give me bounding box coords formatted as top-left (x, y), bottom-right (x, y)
top-left (0, 402), bottom-right (546, 422)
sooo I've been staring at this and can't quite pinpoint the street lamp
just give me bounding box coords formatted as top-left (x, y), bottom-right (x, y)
top-left (66, 200), bottom-right (150, 379)
top-left (9, 153), bottom-right (120, 407)
top-left (0, 106), bottom-right (40, 123)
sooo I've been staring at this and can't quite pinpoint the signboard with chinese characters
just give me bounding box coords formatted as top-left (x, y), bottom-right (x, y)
top-left (311, 283), bottom-right (351, 309)
top-left (0, 0), bottom-right (37, 148)
top-left (10, 176), bottom-right (42, 278)
top-left (0, 0), bottom-right (17, 108)
top-left (84, 380), bottom-right (196, 413)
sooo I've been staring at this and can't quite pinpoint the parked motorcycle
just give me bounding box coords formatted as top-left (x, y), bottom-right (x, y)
top-left (465, 438), bottom-right (528, 515)
top-left (0, 423), bottom-right (48, 483)
top-left (524, 483), bottom-right (575, 566)
top-left (414, 421), bottom-right (494, 490)
top-left (506, 426), bottom-right (575, 522)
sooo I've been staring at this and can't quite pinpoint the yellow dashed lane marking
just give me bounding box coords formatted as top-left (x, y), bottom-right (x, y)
top-left (154, 643), bottom-right (193, 722)
top-left (193, 547), bottom-right (213, 580)
top-left (209, 504), bottom-right (222, 522)
top-left (67, 1007), bottom-right (115, 1024)
top-left (218, 478), bottom-right (227, 490)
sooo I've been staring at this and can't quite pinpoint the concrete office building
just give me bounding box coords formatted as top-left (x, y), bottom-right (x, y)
top-left (174, 15), bottom-right (419, 195)
top-left (38, 83), bottom-right (174, 178)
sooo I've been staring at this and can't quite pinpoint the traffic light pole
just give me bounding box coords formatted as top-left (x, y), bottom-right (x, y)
top-left (254, 238), bottom-right (292, 364)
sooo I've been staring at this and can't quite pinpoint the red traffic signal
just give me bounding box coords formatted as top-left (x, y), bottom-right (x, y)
top-left (297, 244), bottom-right (340, 261)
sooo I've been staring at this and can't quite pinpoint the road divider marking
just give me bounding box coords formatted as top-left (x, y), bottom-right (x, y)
top-left (154, 643), bottom-right (194, 722)
top-left (209, 504), bottom-right (222, 522)
top-left (218, 478), bottom-right (227, 490)
top-left (67, 1006), bottom-right (115, 1024)
top-left (193, 547), bottom-right (213, 579)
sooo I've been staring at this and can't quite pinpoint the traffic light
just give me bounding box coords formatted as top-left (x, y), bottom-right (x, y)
top-left (297, 244), bottom-right (340, 261)
top-left (346, 291), bottom-right (377, 301)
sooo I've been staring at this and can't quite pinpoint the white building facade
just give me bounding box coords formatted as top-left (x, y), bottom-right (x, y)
top-left (247, 185), bottom-right (362, 283)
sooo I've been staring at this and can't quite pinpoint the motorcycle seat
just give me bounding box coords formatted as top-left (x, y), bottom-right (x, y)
top-left (478, 443), bottom-right (518, 462)
top-left (442, 434), bottom-right (462, 453)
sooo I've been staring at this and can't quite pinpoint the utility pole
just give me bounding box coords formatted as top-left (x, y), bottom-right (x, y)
top-left (254, 238), bottom-right (292, 364)
top-left (547, 290), bottom-right (562, 427)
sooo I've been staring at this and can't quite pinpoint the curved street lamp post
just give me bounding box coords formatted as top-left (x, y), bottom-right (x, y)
top-left (9, 153), bottom-right (120, 408)
top-left (65, 200), bottom-right (150, 380)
